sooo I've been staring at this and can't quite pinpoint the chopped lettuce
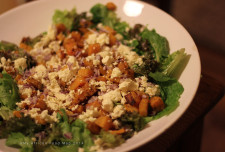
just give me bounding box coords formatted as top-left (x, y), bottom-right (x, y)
top-left (119, 113), bottom-right (147, 132)
top-left (35, 110), bottom-right (94, 152)
top-left (0, 106), bottom-right (13, 120)
top-left (0, 116), bottom-right (43, 138)
top-left (0, 41), bottom-right (36, 70)
top-left (0, 71), bottom-right (20, 109)
top-left (97, 130), bottom-right (124, 148)
top-left (90, 4), bottom-right (129, 38)
top-left (159, 48), bottom-right (191, 79)
top-left (149, 72), bottom-right (184, 119)
top-left (141, 28), bottom-right (169, 62)
top-left (52, 8), bottom-right (77, 30)
top-left (6, 132), bottom-right (33, 152)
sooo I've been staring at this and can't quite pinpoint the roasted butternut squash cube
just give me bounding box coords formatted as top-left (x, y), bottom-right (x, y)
top-left (124, 104), bottom-right (138, 113)
top-left (86, 100), bottom-right (101, 110)
top-left (109, 128), bottom-right (126, 135)
top-left (69, 76), bottom-right (86, 90)
top-left (77, 68), bottom-right (93, 77)
top-left (87, 121), bottom-right (101, 134)
top-left (139, 98), bottom-right (149, 116)
top-left (95, 116), bottom-right (113, 131)
top-left (88, 43), bottom-right (101, 55)
top-left (149, 96), bottom-right (165, 113)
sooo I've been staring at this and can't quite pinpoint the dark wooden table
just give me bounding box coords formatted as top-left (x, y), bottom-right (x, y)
top-left (132, 74), bottom-right (225, 152)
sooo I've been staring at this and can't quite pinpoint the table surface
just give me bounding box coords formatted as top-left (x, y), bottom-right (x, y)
top-left (132, 74), bottom-right (225, 152)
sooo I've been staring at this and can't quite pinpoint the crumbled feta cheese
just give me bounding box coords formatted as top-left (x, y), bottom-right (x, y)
top-left (46, 55), bottom-right (61, 69)
top-left (96, 33), bottom-right (109, 46)
top-left (34, 24), bottom-right (56, 48)
top-left (119, 79), bottom-right (138, 92)
top-left (117, 44), bottom-right (143, 66)
top-left (86, 54), bottom-right (100, 66)
top-left (40, 110), bottom-right (58, 122)
top-left (99, 89), bottom-right (122, 112)
top-left (115, 33), bottom-right (123, 40)
top-left (86, 33), bottom-right (98, 44)
top-left (58, 66), bottom-right (74, 82)
top-left (102, 55), bottom-right (114, 66)
top-left (14, 57), bottom-right (27, 71)
top-left (27, 108), bottom-right (40, 119)
top-left (79, 108), bottom-right (99, 122)
top-left (111, 105), bottom-right (125, 119)
top-left (48, 41), bottom-right (60, 51)
top-left (86, 33), bottom-right (109, 46)
top-left (111, 67), bottom-right (122, 78)
top-left (145, 85), bottom-right (160, 97)
top-left (121, 97), bottom-right (127, 104)
top-left (18, 85), bottom-right (32, 98)
top-left (45, 95), bottom-right (62, 111)
top-left (90, 80), bottom-right (107, 92)
top-left (33, 65), bottom-right (47, 80)
top-left (113, 120), bottom-right (121, 129)
top-left (0, 57), bottom-right (6, 66)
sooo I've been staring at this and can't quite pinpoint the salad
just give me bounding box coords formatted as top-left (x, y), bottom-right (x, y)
top-left (0, 2), bottom-right (189, 152)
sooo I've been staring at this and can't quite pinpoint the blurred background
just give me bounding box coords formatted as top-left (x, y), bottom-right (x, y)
top-left (0, 0), bottom-right (224, 152)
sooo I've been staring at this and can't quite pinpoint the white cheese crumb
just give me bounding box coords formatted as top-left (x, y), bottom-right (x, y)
top-left (79, 108), bottom-right (99, 122)
top-left (58, 66), bottom-right (74, 82)
top-left (99, 89), bottom-right (122, 112)
top-left (18, 85), bottom-right (32, 98)
top-left (33, 65), bottom-right (47, 80)
top-left (14, 57), bottom-right (27, 71)
top-left (119, 79), bottom-right (138, 92)
top-left (86, 33), bottom-right (98, 44)
top-left (102, 55), bottom-right (114, 66)
top-left (96, 33), bottom-right (109, 46)
top-left (111, 67), bottom-right (122, 78)
top-left (145, 85), bottom-right (160, 97)
top-left (111, 105), bottom-right (125, 119)
top-left (113, 120), bottom-right (121, 129)
top-left (117, 44), bottom-right (143, 66)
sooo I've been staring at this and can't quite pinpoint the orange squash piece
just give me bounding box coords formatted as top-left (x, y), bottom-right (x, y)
top-left (124, 104), bottom-right (139, 113)
top-left (109, 128), bottom-right (126, 135)
top-left (69, 76), bottom-right (86, 90)
top-left (87, 121), bottom-right (101, 134)
top-left (106, 2), bottom-right (117, 11)
top-left (13, 111), bottom-right (22, 118)
top-left (86, 100), bottom-right (101, 110)
top-left (139, 98), bottom-right (149, 116)
top-left (95, 116), bottom-right (113, 131)
top-left (149, 96), bottom-right (165, 113)
top-left (77, 68), bottom-right (93, 77)
top-left (88, 43), bottom-right (101, 55)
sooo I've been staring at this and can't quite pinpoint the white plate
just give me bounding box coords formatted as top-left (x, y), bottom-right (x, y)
top-left (0, 0), bottom-right (201, 151)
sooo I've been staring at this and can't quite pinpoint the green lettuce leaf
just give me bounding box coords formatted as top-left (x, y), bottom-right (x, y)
top-left (119, 113), bottom-right (147, 132)
top-left (149, 72), bottom-right (184, 119)
top-left (0, 71), bottom-right (20, 109)
top-left (6, 132), bottom-right (33, 152)
top-left (0, 106), bottom-right (13, 120)
top-left (71, 119), bottom-right (94, 152)
top-left (52, 8), bottom-right (77, 30)
top-left (0, 116), bottom-right (43, 138)
top-left (36, 110), bottom-right (94, 152)
top-left (90, 4), bottom-right (129, 38)
top-left (0, 41), bottom-right (36, 70)
top-left (98, 130), bottom-right (124, 148)
top-left (159, 48), bottom-right (191, 79)
top-left (141, 28), bottom-right (169, 62)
